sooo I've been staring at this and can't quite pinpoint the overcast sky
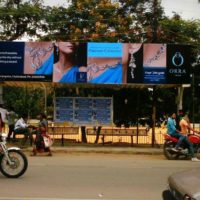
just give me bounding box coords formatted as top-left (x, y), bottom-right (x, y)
top-left (43, 0), bottom-right (200, 20)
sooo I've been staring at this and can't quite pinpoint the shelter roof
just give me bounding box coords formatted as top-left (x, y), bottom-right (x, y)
top-left (0, 81), bottom-right (185, 89)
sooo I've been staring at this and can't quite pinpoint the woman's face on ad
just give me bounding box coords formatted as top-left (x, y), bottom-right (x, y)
top-left (58, 42), bottom-right (77, 54)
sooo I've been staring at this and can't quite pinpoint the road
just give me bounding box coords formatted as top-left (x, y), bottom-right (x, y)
top-left (0, 153), bottom-right (199, 200)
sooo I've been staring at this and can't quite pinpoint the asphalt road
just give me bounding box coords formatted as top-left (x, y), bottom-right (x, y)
top-left (0, 153), bottom-right (199, 200)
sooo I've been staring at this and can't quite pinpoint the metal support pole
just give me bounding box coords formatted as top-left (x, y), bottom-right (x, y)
top-left (192, 73), bottom-right (195, 129)
top-left (42, 83), bottom-right (47, 115)
top-left (152, 86), bottom-right (156, 147)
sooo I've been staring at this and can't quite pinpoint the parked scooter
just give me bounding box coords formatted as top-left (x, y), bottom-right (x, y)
top-left (0, 133), bottom-right (28, 178)
top-left (163, 133), bottom-right (200, 160)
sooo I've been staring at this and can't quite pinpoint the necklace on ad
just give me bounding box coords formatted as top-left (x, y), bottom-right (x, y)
top-left (26, 45), bottom-right (53, 71)
top-left (144, 44), bottom-right (166, 66)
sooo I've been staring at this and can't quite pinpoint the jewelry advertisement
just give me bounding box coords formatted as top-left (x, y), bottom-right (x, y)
top-left (166, 44), bottom-right (190, 84)
top-left (125, 43), bottom-right (143, 83)
top-left (143, 44), bottom-right (167, 84)
top-left (0, 42), bottom-right (191, 84)
top-left (87, 42), bottom-right (123, 84)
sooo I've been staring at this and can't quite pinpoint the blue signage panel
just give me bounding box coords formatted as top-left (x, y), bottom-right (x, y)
top-left (88, 42), bottom-right (122, 58)
top-left (74, 109), bottom-right (93, 124)
top-left (55, 109), bottom-right (73, 122)
top-left (55, 97), bottom-right (73, 109)
top-left (143, 67), bottom-right (166, 84)
top-left (54, 97), bottom-right (113, 125)
top-left (93, 98), bottom-right (112, 109)
top-left (75, 98), bottom-right (93, 109)
top-left (93, 109), bottom-right (112, 124)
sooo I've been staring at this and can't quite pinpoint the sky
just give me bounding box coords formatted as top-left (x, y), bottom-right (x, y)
top-left (43, 0), bottom-right (200, 20)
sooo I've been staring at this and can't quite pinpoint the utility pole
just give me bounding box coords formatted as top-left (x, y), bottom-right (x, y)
top-left (152, 86), bottom-right (157, 147)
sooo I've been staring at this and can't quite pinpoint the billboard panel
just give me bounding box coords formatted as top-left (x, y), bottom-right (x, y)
top-left (166, 44), bottom-right (190, 84)
top-left (143, 44), bottom-right (167, 84)
top-left (87, 42), bottom-right (123, 84)
top-left (0, 41), bottom-right (53, 81)
top-left (0, 41), bottom-right (191, 84)
top-left (123, 43), bottom-right (143, 83)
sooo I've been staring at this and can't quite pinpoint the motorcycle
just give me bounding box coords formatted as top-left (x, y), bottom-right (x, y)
top-left (163, 133), bottom-right (200, 160)
top-left (0, 133), bottom-right (28, 178)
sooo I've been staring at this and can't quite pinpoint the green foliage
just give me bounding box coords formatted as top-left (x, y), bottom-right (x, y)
top-left (0, 0), bottom-right (45, 40)
top-left (3, 87), bottom-right (45, 118)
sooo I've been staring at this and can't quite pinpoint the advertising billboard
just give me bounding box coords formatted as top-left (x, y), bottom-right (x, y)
top-left (0, 41), bottom-right (191, 84)
top-left (0, 41), bottom-right (53, 81)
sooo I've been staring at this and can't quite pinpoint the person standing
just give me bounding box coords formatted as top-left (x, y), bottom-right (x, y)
top-left (7, 106), bottom-right (18, 141)
top-left (179, 115), bottom-right (200, 161)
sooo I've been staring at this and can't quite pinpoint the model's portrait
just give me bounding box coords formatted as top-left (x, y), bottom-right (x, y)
top-left (53, 42), bottom-right (87, 83)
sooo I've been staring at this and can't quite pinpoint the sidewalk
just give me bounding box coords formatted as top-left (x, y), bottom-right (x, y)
top-left (23, 144), bottom-right (163, 155)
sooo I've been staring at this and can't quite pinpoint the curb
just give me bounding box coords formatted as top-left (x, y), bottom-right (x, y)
top-left (23, 146), bottom-right (163, 155)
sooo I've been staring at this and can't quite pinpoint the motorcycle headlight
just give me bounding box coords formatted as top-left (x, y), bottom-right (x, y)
top-left (0, 133), bottom-right (7, 142)
top-left (184, 194), bottom-right (196, 200)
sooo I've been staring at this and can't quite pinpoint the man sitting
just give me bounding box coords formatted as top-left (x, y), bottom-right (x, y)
top-left (14, 114), bottom-right (33, 147)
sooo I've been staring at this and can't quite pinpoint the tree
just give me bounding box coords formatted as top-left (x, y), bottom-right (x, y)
top-left (42, 0), bottom-right (126, 41)
top-left (41, 0), bottom-right (165, 42)
top-left (3, 86), bottom-right (48, 119)
top-left (0, 0), bottom-right (45, 40)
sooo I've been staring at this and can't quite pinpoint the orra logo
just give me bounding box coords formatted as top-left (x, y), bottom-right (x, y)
top-left (172, 52), bottom-right (184, 67)
top-left (169, 68), bottom-right (186, 75)
top-left (169, 52), bottom-right (186, 76)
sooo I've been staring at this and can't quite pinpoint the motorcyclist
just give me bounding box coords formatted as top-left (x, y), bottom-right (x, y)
top-left (167, 112), bottom-right (187, 152)
top-left (179, 115), bottom-right (200, 161)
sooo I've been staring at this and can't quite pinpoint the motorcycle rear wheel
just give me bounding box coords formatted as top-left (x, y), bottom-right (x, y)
top-left (196, 147), bottom-right (200, 159)
top-left (163, 141), bottom-right (181, 160)
top-left (0, 149), bottom-right (28, 178)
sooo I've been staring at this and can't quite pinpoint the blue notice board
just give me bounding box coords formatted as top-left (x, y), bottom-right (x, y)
top-left (54, 97), bottom-right (113, 125)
